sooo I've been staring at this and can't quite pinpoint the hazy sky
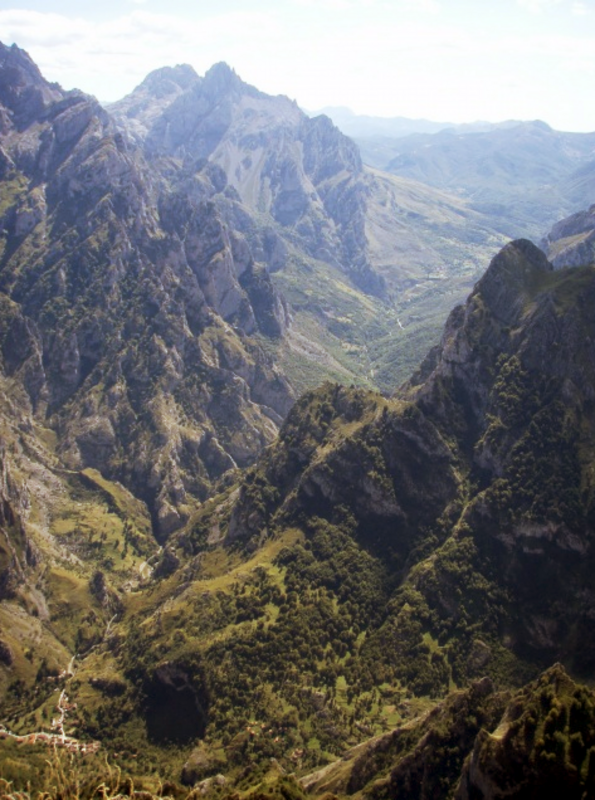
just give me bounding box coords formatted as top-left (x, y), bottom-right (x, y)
top-left (0, 0), bottom-right (594, 131)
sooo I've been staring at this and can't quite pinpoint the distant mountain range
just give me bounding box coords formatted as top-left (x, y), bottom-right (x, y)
top-left (321, 108), bottom-right (595, 242)
top-left (313, 106), bottom-right (521, 140)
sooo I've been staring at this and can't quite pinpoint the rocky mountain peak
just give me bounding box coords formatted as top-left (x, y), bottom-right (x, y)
top-left (0, 42), bottom-right (65, 127)
top-left (136, 63), bottom-right (199, 97)
top-left (108, 58), bottom-right (385, 294)
top-left (0, 42), bottom-right (42, 83)
top-left (409, 238), bottom-right (555, 395)
top-left (201, 61), bottom-right (246, 99)
top-left (473, 237), bottom-right (553, 326)
top-left (106, 64), bottom-right (200, 144)
top-left (303, 112), bottom-right (363, 179)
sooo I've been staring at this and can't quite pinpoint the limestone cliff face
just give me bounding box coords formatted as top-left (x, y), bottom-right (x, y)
top-left (409, 238), bottom-right (595, 448)
top-left (110, 62), bottom-right (384, 294)
top-left (0, 43), bottom-right (294, 538)
top-left (408, 240), bottom-right (556, 436)
top-left (0, 441), bottom-right (32, 600)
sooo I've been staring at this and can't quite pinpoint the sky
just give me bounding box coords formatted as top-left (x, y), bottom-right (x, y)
top-left (0, 0), bottom-right (594, 132)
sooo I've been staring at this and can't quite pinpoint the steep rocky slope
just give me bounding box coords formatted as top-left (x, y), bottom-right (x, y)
top-left (456, 664), bottom-right (595, 799)
top-left (0, 42), bottom-right (294, 539)
top-left (110, 61), bottom-right (382, 295)
top-left (300, 663), bottom-right (595, 799)
top-left (542, 202), bottom-right (595, 268)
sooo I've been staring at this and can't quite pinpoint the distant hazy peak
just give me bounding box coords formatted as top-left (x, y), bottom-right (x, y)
top-left (136, 63), bottom-right (199, 94)
top-left (115, 60), bottom-right (265, 112)
top-left (204, 61), bottom-right (238, 85)
top-left (529, 118), bottom-right (553, 132)
top-left (200, 61), bottom-right (265, 102)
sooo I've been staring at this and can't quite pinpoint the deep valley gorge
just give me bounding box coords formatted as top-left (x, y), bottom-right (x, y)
top-left (2, 40), bottom-right (595, 799)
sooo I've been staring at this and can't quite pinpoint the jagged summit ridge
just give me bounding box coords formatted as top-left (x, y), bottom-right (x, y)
top-left (0, 42), bottom-right (69, 127)
top-left (111, 59), bottom-right (300, 157)
top-left (110, 55), bottom-right (383, 293)
top-left (201, 61), bottom-right (253, 99)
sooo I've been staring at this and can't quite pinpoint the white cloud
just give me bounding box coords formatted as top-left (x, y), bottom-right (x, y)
top-left (516, 0), bottom-right (593, 13)
top-left (572, 1), bottom-right (591, 14)
top-left (0, 11), bottom-right (88, 47)
top-left (403, 0), bottom-right (441, 12)
top-left (516, 0), bottom-right (563, 11)
top-left (500, 29), bottom-right (595, 60)
top-left (293, 0), bottom-right (439, 10)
